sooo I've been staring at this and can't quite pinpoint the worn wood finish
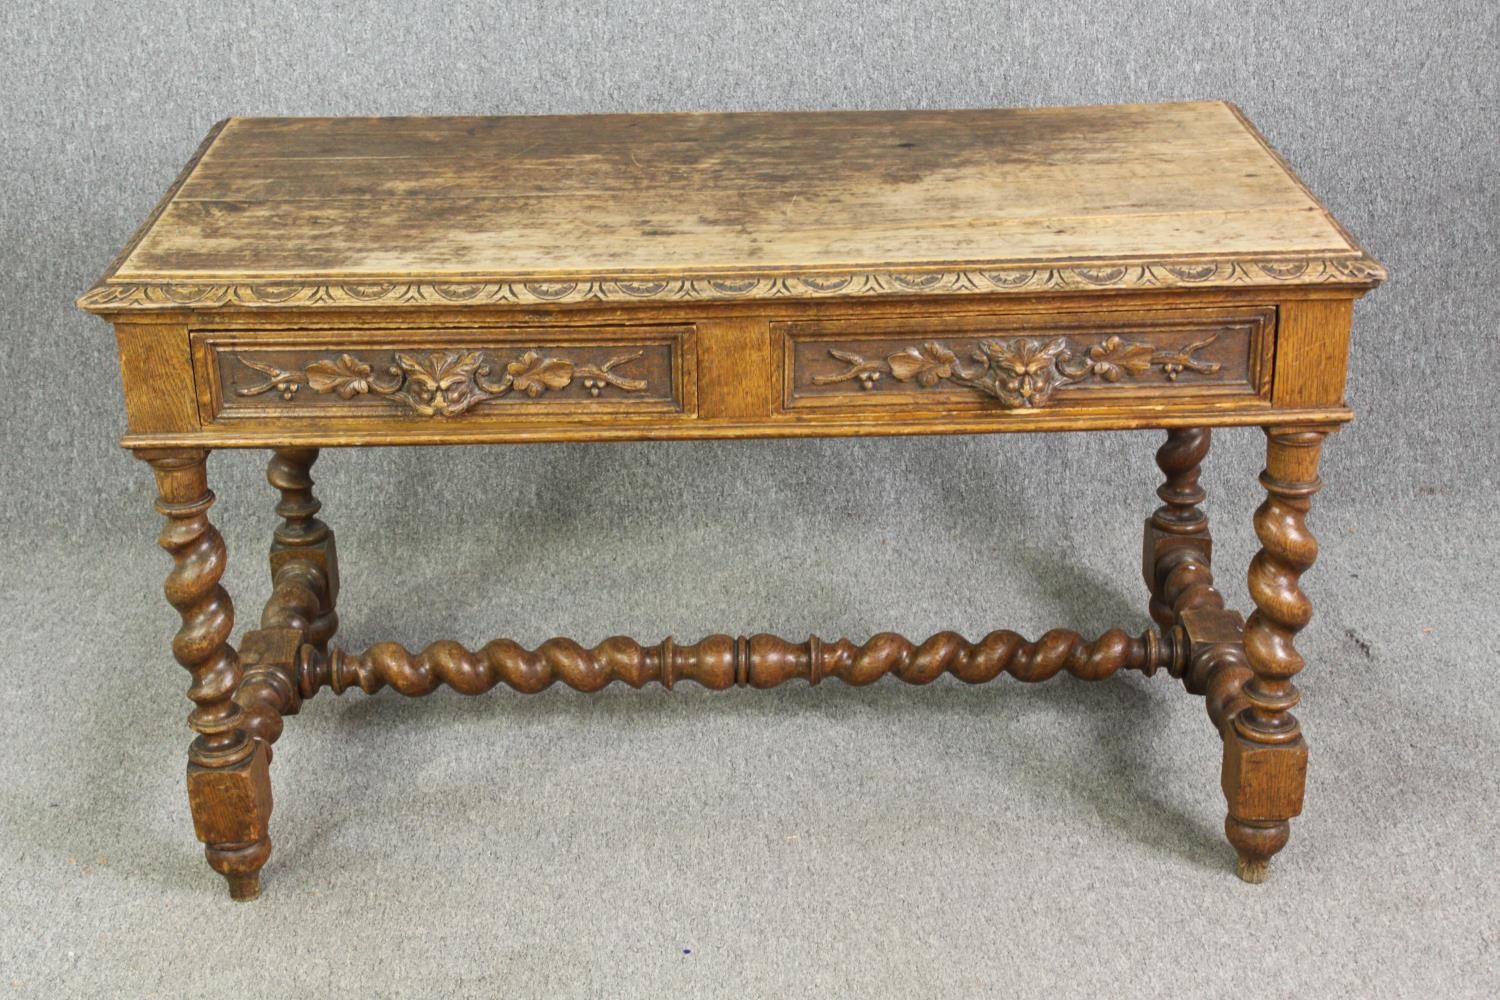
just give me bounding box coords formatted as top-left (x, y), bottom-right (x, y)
top-left (79, 102), bottom-right (1381, 312)
top-left (89, 103), bottom-right (1382, 898)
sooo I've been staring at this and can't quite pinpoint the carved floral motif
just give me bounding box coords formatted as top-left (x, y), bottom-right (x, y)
top-left (812, 334), bottom-right (1221, 407)
top-left (236, 348), bottom-right (647, 416)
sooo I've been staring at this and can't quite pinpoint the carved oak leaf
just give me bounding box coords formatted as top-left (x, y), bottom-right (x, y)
top-left (1086, 336), bottom-right (1154, 382)
top-left (391, 351), bottom-right (488, 415)
top-left (397, 351), bottom-right (485, 391)
top-left (982, 337), bottom-right (1068, 376)
top-left (887, 341), bottom-right (958, 387)
top-left (304, 353), bottom-right (375, 398)
top-left (507, 351), bottom-right (574, 397)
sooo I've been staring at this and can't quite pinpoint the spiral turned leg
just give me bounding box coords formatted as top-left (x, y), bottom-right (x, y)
top-left (140, 449), bottom-right (272, 901)
top-left (234, 449), bottom-right (341, 758)
top-left (262, 447), bottom-right (338, 650)
top-left (1142, 428), bottom-right (1254, 728)
top-left (1222, 427), bottom-right (1328, 883)
top-left (1144, 427), bottom-right (1217, 627)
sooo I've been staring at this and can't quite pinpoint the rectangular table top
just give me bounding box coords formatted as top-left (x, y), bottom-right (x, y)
top-left (80, 101), bottom-right (1382, 313)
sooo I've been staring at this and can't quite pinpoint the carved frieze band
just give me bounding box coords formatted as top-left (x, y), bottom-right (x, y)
top-left (811, 334), bottom-right (1222, 408)
top-left (80, 255), bottom-right (1386, 311)
top-left (233, 348), bottom-right (647, 417)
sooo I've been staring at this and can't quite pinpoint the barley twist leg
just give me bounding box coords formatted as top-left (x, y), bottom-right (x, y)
top-left (1222, 427), bottom-right (1327, 883)
top-left (1145, 427), bottom-right (1220, 628)
top-left (1142, 427), bottom-right (1255, 726)
top-left (140, 448), bottom-right (271, 901)
top-left (262, 447), bottom-right (338, 649)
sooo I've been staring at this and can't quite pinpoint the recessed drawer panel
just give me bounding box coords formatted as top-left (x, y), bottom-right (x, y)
top-left (193, 325), bottom-right (694, 423)
top-left (779, 306), bottom-right (1273, 413)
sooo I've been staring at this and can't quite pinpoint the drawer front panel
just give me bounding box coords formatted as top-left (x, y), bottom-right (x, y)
top-left (195, 326), bottom-right (693, 423)
top-left (780, 306), bottom-right (1273, 412)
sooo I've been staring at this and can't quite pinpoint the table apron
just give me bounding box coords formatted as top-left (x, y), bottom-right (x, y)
top-left (109, 294), bottom-right (1358, 447)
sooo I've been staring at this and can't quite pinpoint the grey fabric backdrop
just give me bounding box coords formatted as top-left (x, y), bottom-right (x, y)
top-left (2, 2), bottom-right (1496, 997)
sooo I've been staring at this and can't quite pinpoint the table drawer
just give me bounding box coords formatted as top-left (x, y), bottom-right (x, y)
top-left (779, 306), bottom-right (1273, 413)
top-left (193, 325), bottom-right (694, 424)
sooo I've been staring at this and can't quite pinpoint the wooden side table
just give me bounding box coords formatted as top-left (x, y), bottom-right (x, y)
top-left (79, 101), bottom-right (1383, 899)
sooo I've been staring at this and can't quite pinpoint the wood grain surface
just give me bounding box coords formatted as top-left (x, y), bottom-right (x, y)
top-left (80, 102), bottom-right (1383, 311)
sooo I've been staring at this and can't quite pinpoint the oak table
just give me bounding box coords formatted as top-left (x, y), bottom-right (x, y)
top-left (80, 102), bottom-right (1384, 900)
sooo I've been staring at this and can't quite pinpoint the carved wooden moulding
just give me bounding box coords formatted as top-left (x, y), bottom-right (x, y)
top-left (780, 307), bottom-right (1274, 411)
top-left (192, 327), bottom-right (692, 422)
top-left (78, 256), bottom-right (1384, 312)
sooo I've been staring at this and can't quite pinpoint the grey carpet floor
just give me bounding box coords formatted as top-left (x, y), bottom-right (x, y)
top-left (1, 437), bottom-right (1495, 999)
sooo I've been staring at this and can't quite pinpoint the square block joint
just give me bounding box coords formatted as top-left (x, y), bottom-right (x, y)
top-left (1221, 733), bottom-right (1308, 822)
top-left (186, 741), bottom-right (273, 846)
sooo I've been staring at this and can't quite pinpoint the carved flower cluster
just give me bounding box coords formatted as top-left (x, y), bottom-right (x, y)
top-left (237, 348), bottom-right (647, 416)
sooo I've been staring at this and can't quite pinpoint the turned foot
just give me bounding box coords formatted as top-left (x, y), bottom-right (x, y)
top-left (207, 839), bottom-right (272, 900)
top-left (189, 739), bottom-right (274, 899)
top-left (227, 873), bottom-right (262, 902)
top-left (1225, 816), bottom-right (1289, 884)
